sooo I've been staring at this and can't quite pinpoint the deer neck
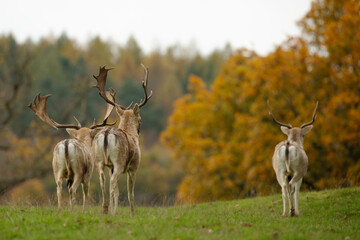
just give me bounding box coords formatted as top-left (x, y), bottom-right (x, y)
top-left (78, 135), bottom-right (93, 150)
top-left (118, 122), bottom-right (139, 139)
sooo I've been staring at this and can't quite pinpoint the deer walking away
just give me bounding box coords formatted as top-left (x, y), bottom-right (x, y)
top-left (28, 92), bottom-right (115, 211)
top-left (267, 100), bottom-right (318, 217)
top-left (92, 64), bottom-right (152, 216)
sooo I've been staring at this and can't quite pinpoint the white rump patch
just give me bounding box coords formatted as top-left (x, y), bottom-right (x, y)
top-left (108, 134), bottom-right (116, 148)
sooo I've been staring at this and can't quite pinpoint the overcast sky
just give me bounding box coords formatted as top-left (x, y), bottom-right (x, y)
top-left (2, 0), bottom-right (313, 55)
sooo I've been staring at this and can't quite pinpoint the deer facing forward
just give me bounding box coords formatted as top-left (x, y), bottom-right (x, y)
top-left (267, 100), bottom-right (318, 217)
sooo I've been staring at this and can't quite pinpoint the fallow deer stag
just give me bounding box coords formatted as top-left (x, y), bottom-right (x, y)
top-left (92, 64), bottom-right (152, 216)
top-left (28, 92), bottom-right (115, 211)
top-left (267, 100), bottom-right (318, 217)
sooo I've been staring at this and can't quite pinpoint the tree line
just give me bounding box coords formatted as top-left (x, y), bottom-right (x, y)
top-left (0, 33), bottom-right (230, 204)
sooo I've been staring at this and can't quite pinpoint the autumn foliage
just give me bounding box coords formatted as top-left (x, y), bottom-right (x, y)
top-left (162, 0), bottom-right (360, 203)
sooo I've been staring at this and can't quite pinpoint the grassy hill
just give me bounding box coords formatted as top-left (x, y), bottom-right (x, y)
top-left (1, 187), bottom-right (359, 240)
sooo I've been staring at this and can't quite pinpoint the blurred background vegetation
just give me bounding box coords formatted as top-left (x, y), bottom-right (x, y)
top-left (1, 0), bottom-right (359, 205)
top-left (0, 32), bottom-right (231, 205)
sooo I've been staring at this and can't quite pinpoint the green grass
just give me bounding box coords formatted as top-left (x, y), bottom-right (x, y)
top-left (1, 187), bottom-right (359, 240)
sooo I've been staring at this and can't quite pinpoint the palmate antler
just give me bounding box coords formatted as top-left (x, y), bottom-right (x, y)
top-left (93, 64), bottom-right (152, 111)
top-left (28, 93), bottom-right (116, 130)
top-left (92, 66), bottom-right (132, 110)
top-left (28, 94), bottom-right (82, 129)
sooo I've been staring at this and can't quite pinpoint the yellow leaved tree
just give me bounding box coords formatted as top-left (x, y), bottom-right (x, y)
top-left (162, 0), bottom-right (360, 203)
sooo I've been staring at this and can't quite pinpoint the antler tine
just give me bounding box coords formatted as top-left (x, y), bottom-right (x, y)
top-left (300, 101), bottom-right (319, 128)
top-left (28, 93), bottom-right (81, 129)
top-left (126, 102), bottom-right (133, 110)
top-left (73, 116), bottom-right (82, 129)
top-left (267, 100), bottom-right (292, 129)
top-left (89, 118), bottom-right (117, 129)
top-left (138, 63), bottom-right (153, 108)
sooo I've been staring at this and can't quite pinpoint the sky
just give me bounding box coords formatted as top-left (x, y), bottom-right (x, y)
top-left (2, 0), bottom-right (313, 55)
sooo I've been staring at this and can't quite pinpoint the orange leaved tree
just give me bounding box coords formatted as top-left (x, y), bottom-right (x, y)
top-left (162, 0), bottom-right (360, 203)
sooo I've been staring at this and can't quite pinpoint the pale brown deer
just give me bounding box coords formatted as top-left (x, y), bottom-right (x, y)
top-left (267, 100), bottom-right (318, 217)
top-left (28, 91), bottom-right (115, 211)
top-left (92, 64), bottom-right (152, 216)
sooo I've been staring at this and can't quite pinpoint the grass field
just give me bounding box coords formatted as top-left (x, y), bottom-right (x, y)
top-left (0, 187), bottom-right (359, 240)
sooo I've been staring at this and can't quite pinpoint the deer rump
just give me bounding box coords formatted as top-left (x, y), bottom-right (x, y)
top-left (53, 139), bottom-right (92, 188)
top-left (273, 141), bottom-right (308, 183)
top-left (94, 128), bottom-right (138, 174)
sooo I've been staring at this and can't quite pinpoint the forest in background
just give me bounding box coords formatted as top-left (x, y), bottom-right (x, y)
top-left (1, 0), bottom-right (359, 205)
top-left (0, 32), bottom-right (231, 205)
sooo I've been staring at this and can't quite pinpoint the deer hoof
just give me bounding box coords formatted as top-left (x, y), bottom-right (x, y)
top-left (290, 209), bottom-right (296, 217)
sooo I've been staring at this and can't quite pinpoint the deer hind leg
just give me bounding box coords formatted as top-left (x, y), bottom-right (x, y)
top-left (109, 168), bottom-right (121, 215)
top-left (289, 173), bottom-right (302, 217)
top-left (127, 171), bottom-right (137, 217)
top-left (281, 174), bottom-right (295, 217)
top-left (293, 178), bottom-right (303, 216)
top-left (53, 154), bottom-right (64, 210)
top-left (98, 166), bottom-right (108, 214)
top-left (279, 173), bottom-right (289, 216)
top-left (68, 175), bottom-right (81, 211)
top-left (55, 176), bottom-right (63, 210)
top-left (81, 181), bottom-right (89, 212)
top-left (281, 185), bottom-right (287, 216)
top-left (108, 167), bottom-right (113, 213)
top-left (289, 184), bottom-right (296, 217)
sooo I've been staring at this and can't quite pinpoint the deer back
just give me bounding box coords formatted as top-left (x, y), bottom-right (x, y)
top-left (93, 127), bottom-right (140, 172)
top-left (53, 138), bottom-right (93, 180)
top-left (272, 139), bottom-right (308, 177)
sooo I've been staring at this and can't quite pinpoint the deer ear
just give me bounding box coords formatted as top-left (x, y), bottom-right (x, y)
top-left (133, 104), bottom-right (140, 115)
top-left (280, 126), bottom-right (290, 136)
top-left (301, 125), bottom-right (313, 135)
top-left (66, 128), bottom-right (77, 138)
top-left (115, 105), bottom-right (124, 116)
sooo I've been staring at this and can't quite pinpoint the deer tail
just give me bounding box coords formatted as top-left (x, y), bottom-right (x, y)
top-left (285, 141), bottom-right (290, 173)
top-left (103, 129), bottom-right (110, 166)
top-left (64, 140), bottom-right (73, 189)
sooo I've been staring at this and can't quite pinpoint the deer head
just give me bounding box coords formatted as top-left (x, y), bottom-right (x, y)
top-left (28, 93), bottom-right (116, 146)
top-left (267, 100), bottom-right (318, 145)
top-left (93, 64), bottom-right (152, 135)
